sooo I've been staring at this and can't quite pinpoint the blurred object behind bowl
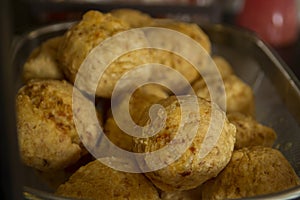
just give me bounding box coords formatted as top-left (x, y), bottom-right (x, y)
top-left (236, 0), bottom-right (298, 47)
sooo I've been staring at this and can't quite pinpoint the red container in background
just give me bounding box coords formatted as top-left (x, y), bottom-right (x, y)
top-left (236, 0), bottom-right (298, 47)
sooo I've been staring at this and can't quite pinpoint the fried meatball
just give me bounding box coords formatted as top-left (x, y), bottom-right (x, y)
top-left (151, 19), bottom-right (211, 54)
top-left (146, 20), bottom-right (211, 87)
top-left (58, 10), bottom-right (151, 98)
top-left (104, 86), bottom-right (168, 151)
top-left (192, 74), bottom-right (255, 116)
top-left (149, 50), bottom-right (200, 90)
top-left (228, 112), bottom-right (277, 149)
top-left (212, 55), bottom-right (234, 78)
top-left (56, 160), bottom-right (160, 200)
top-left (134, 95), bottom-right (236, 191)
top-left (111, 8), bottom-right (153, 28)
top-left (16, 80), bottom-right (92, 171)
top-left (201, 146), bottom-right (300, 199)
top-left (22, 36), bottom-right (64, 82)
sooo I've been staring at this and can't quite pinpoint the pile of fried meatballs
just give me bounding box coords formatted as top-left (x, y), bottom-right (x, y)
top-left (17, 9), bottom-right (299, 200)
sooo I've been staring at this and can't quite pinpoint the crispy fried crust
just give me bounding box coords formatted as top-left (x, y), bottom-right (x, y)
top-left (227, 112), bottom-right (277, 149)
top-left (56, 160), bottom-right (160, 200)
top-left (212, 56), bottom-right (234, 78)
top-left (201, 146), bottom-right (300, 199)
top-left (16, 80), bottom-right (88, 171)
top-left (193, 74), bottom-right (255, 116)
top-left (148, 20), bottom-right (212, 86)
top-left (58, 10), bottom-right (129, 83)
top-left (58, 10), bottom-right (153, 98)
top-left (104, 87), bottom-right (168, 151)
top-left (151, 19), bottom-right (211, 54)
top-left (134, 96), bottom-right (236, 191)
top-left (22, 36), bottom-right (64, 82)
top-left (111, 8), bottom-right (153, 28)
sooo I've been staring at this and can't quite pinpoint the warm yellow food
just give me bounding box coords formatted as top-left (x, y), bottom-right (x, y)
top-left (148, 20), bottom-right (212, 87)
top-left (17, 9), bottom-right (299, 200)
top-left (22, 36), bottom-right (64, 82)
top-left (16, 80), bottom-right (90, 171)
top-left (192, 74), bottom-right (255, 116)
top-left (201, 146), bottom-right (300, 199)
top-left (58, 10), bottom-right (151, 98)
top-left (56, 159), bottom-right (160, 200)
top-left (134, 96), bottom-right (236, 191)
top-left (151, 19), bottom-right (211, 54)
top-left (58, 10), bottom-right (213, 98)
top-left (111, 8), bottom-right (153, 28)
top-left (228, 112), bottom-right (277, 149)
top-left (212, 55), bottom-right (234, 78)
top-left (104, 86), bottom-right (168, 151)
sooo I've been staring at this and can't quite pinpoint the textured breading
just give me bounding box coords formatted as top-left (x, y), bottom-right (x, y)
top-left (58, 10), bottom-right (152, 98)
top-left (212, 56), bottom-right (234, 78)
top-left (228, 112), bottom-right (277, 149)
top-left (58, 10), bottom-right (213, 98)
top-left (104, 86), bottom-right (168, 151)
top-left (16, 80), bottom-right (91, 171)
top-left (22, 36), bottom-right (64, 82)
top-left (111, 8), bottom-right (153, 28)
top-left (149, 49), bottom-right (200, 89)
top-left (147, 20), bottom-right (212, 87)
top-left (134, 96), bottom-right (236, 191)
top-left (151, 19), bottom-right (211, 54)
top-left (55, 160), bottom-right (160, 200)
top-left (192, 74), bottom-right (255, 116)
top-left (201, 146), bottom-right (300, 199)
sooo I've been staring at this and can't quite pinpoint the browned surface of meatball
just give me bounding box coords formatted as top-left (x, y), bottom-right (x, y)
top-left (193, 74), bottom-right (255, 116)
top-left (134, 96), bottom-right (236, 191)
top-left (111, 8), bottom-right (153, 28)
top-left (104, 86), bottom-right (168, 151)
top-left (56, 160), bottom-right (160, 200)
top-left (23, 36), bottom-right (64, 82)
top-left (211, 55), bottom-right (234, 78)
top-left (228, 112), bottom-right (277, 149)
top-left (16, 80), bottom-right (90, 171)
top-left (202, 146), bottom-right (300, 200)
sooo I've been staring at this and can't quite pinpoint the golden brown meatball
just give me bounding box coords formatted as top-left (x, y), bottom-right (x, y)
top-left (59, 10), bottom-right (213, 98)
top-left (134, 96), bottom-right (236, 191)
top-left (104, 86), bottom-right (168, 151)
top-left (22, 36), bottom-right (64, 82)
top-left (149, 50), bottom-right (201, 88)
top-left (192, 74), bottom-right (255, 116)
top-left (212, 55), bottom-right (234, 78)
top-left (16, 80), bottom-right (92, 171)
top-left (58, 10), bottom-right (151, 98)
top-left (147, 20), bottom-right (212, 87)
top-left (56, 160), bottom-right (160, 200)
top-left (227, 112), bottom-right (277, 149)
top-left (201, 146), bottom-right (300, 199)
top-left (223, 75), bottom-right (255, 116)
top-left (151, 19), bottom-right (211, 54)
top-left (111, 8), bottom-right (153, 28)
